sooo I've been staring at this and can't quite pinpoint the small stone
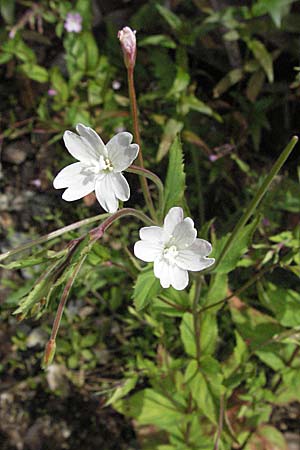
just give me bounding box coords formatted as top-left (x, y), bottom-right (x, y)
top-left (2, 140), bottom-right (31, 165)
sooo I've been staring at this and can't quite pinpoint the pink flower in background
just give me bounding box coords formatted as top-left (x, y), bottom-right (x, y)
top-left (118, 26), bottom-right (136, 69)
top-left (47, 89), bottom-right (57, 96)
top-left (64, 12), bottom-right (82, 33)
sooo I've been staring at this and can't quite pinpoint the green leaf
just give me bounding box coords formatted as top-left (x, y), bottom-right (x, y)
top-left (167, 67), bottom-right (190, 99)
top-left (230, 301), bottom-right (283, 350)
top-left (163, 135), bottom-right (186, 214)
top-left (205, 273), bottom-right (228, 309)
top-left (211, 216), bottom-right (260, 274)
top-left (106, 375), bottom-right (138, 406)
top-left (246, 425), bottom-right (288, 450)
top-left (199, 313), bottom-right (218, 355)
top-left (82, 31), bottom-right (99, 72)
top-left (180, 94), bottom-right (222, 121)
top-left (21, 64), bottom-right (49, 83)
top-left (247, 39), bottom-right (274, 83)
top-left (139, 34), bottom-right (176, 49)
top-left (81, 334), bottom-right (98, 348)
top-left (156, 4), bottom-right (182, 31)
top-left (133, 269), bottom-right (162, 311)
top-left (115, 388), bottom-right (185, 432)
top-left (213, 68), bottom-right (243, 98)
top-left (258, 282), bottom-right (300, 327)
top-left (157, 119), bottom-right (184, 162)
top-left (0, 0), bottom-right (15, 24)
top-left (180, 313), bottom-right (197, 358)
top-left (12, 258), bottom-right (63, 317)
top-left (184, 360), bottom-right (218, 424)
top-left (50, 67), bottom-right (69, 102)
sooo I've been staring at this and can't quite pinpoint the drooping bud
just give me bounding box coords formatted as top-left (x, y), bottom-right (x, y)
top-left (118, 26), bottom-right (136, 69)
top-left (42, 338), bottom-right (56, 369)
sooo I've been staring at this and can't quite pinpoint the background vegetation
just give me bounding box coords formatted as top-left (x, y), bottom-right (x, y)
top-left (1, 0), bottom-right (300, 449)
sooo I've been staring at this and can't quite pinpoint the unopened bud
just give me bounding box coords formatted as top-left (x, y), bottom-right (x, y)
top-left (118, 26), bottom-right (136, 69)
top-left (42, 339), bottom-right (56, 369)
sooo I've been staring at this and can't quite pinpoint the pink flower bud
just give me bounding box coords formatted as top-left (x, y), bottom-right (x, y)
top-left (118, 26), bottom-right (136, 69)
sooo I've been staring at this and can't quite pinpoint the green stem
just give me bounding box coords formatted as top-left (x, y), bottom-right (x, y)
top-left (127, 165), bottom-right (164, 219)
top-left (0, 213), bottom-right (109, 262)
top-left (127, 67), bottom-right (157, 221)
top-left (213, 136), bottom-right (298, 272)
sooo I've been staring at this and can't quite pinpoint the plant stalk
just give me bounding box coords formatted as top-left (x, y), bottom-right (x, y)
top-left (127, 67), bottom-right (157, 221)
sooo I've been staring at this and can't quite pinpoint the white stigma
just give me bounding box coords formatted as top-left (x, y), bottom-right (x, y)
top-left (98, 155), bottom-right (114, 172)
top-left (163, 245), bottom-right (178, 264)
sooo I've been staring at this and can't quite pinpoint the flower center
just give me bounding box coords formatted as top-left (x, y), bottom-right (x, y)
top-left (98, 155), bottom-right (114, 173)
top-left (163, 245), bottom-right (178, 264)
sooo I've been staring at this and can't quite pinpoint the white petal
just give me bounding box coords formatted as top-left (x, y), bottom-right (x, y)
top-left (63, 130), bottom-right (100, 165)
top-left (139, 226), bottom-right (164, 242)
top-left (176, 249), bottom-right (215, 271)
top-left (76, 123), bottom-right (107, 157)
top-left (53, 162), bottom-right (95, 189)
top-left (170, 265), bottom-right (189, 290)
top-left (154, 258), bottom-right (171, 288)
top-left (95, 175), bottom-right (119, 213)
top-left (106, 132), bottom-right (139, 171)
top-left (172, 218), bottom-right (197, 249)
top-left (164, 207), bottom-right (184, 236)
top-left (61, 177), bottom-right (95, 201)
top-left (110, 173), bottom-right (130, 201)
top-left (134, 241), bottom-right (163, 262)
top-left (189, 238), bottom-right (213, 257)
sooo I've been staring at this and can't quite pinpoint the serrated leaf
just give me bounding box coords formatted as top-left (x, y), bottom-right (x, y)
top-left (163, 135), bottom-right (186, 214)
top-left (133, 269), bottom-right (162, 310)
top-left (247, 39), bottom-right (274, 83)
top-left (115, 388), bottom-right (185, 432)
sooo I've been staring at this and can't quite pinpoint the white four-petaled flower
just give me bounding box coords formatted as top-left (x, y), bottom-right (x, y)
top-left (53, 124), bottom-right (139, 213)
top-left (134, 207), bottom-right (215, 290)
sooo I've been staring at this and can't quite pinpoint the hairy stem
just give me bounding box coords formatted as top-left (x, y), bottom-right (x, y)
top-left (89, 208), bottom-right (154, 241)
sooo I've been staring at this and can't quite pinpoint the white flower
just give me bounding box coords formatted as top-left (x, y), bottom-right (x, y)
top-left (53, 124), bottom-right (139, 213)
top-left (134, 207), bottom-right (215, 290)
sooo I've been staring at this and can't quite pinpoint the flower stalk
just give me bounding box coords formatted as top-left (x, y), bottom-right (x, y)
top-left (126, 165), bottom-right (164, 218)
top-left (127, 63), bottom-right (157, 221)
top-left (89, 208), bottom-right (154, 241)
top-left (42, 255), bottom-right (87, 368)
